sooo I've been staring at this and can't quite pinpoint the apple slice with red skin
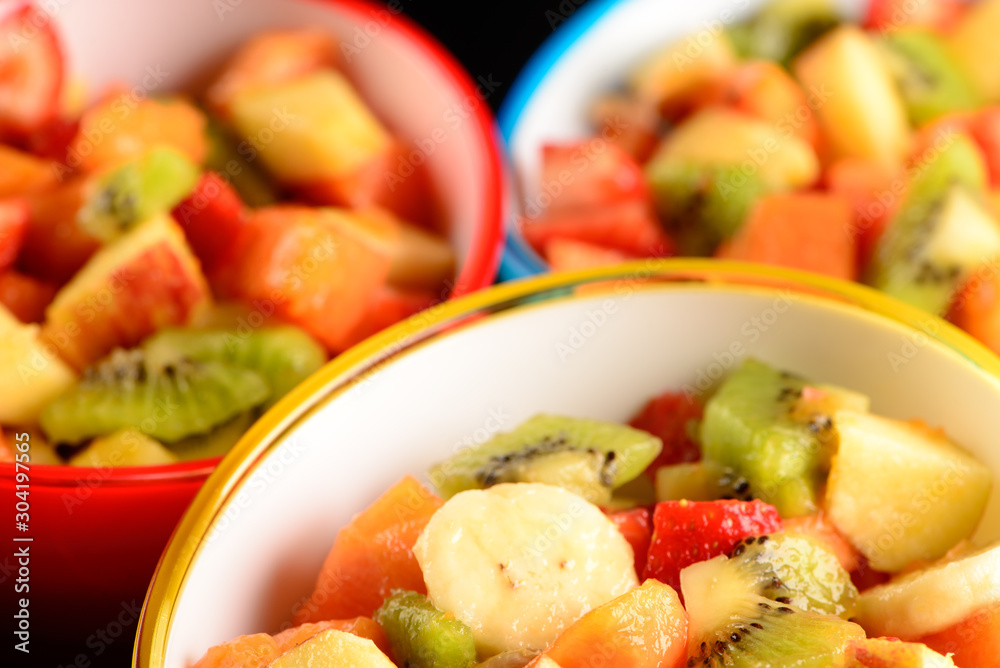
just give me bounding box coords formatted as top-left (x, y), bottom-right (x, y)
top-left (0, 3), bottom-right (63, 138)
top-left (41, 213), bottom-right (211, 370)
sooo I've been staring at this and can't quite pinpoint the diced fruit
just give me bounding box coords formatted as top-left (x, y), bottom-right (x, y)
top-left (536, 142), bottom-right (652, 214)
top-left (521, 201), bottom-right (673, 258)
top-left (228, 70), bottom-right (391, 184)
top-left (67, 428), bottom-right (178, 467)
top-left (654, 462), bottom-right (748, 502)
top-left (783, 514), bottom-right (861, 573)
top-left (644, 499), bottom-right (783, 591)
top-left (844, 637), bottom-right (956, 667)
top-left (0, 303), bottom-right (76, 424)
top-left (78, 147), bottom-right (201, 242)
top-left (414, 483), bottom-right (638, 656)
top-left (718, 192), bottom-right (856, 281)
top-left (272, 618), bottom-right (390, 656)
top-left (0, 4), bottom-right (63, 136)
top-left (268, 630), bottom-right (395, 668)
top-left (607, 507), bottom-right (653, 577)
top-left (375, 210), bottom-right (454, 291)
top-left (172, 171), bottom-right (247, 276)
top-left (427, 414), bottom-right (662, 506)
top-left (825, 158), bottom-right (898, 268)
top-left (40, 348), bottom-right (269, 444)
top-left (865, 0), bottom-right (963, 32)
top-left (166, 413), bottom-right (253, 462)
top-left (647, 108), bottom-right (820, 192)
top-left (969, 108), bottom-right (1000, 188)
top-left (699, 359), bottom-right (865, 517)
top-left (0, 271), bottom-right (53, 324)
top-left (696, 60), bottom-right (820, 147)
top-left (0, 198), bottom-right (29, 271)
top-left (40, 214), bottom-right (212, 370)
top-left (142, 326), bottom-right (326, 408)
top-left (855, 543), bottom-right (1000, 640)
top-left (337, 285), bottom-right (436, 349)
top-left (629, 30), bottom-right (736, 118)
top-left (918, 603), bottom-right (1000, 667)
top-left (1, 426), bottom-right (58, 465)
top-left (545, 239), bottom-right (632, 271)
top-left (203, 118), bottom-right (277, 207)
top-left (0, 145), bottom-right (57, 198)
top-left (590, 94), bottom-right (660, 162)
top-left (19, 177), bottom-right (100, 284)
top-left (192, 633), bottom-right (280, 668)
top-left (26, 116), bottom-right (78, 164)
top-left (373, 590), bottom-right (476, 668)
top-left (727, 0), bottom-right (840, 68)
top-left (540, 579), bottom-right (689, 668)
top-left (948, 262), bottom-right (1000, 353)
top-left (293, 476), bottom-right (443, 623)
top-left (205, 29), bottom-right (338, 119)
top-left (69, 95), bottom-right (207, 173)
top-left (477, 650), bottom-right (539, 668)
top-left (826, 411), bottom-right (992, 572)
top-left (227, 206), bottom-right (393, 353)
top-left (728, 532), bottom-right (859, 618)
top-left (794, 26), bottom-right (911, 167)
top-left (681, 554), bottom-right (865, 667)
top-left (947, 0), bottom-right (1000, 102)
top-left (628, 390), bottom-right (703, 474)
top-left (878, 29), bottom-right (981, 127)
top-left (868, 135), bottom-right (998, 315)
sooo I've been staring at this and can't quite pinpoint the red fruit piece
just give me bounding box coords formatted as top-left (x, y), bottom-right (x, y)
top-left (191, 634), bottom-right (280, 668)
top-left (644, 499), bottom-right (783, 592)
top-left (968, 108), bottom-right (1000, 188)
top-left (172, 171), bottom-right (246, 275)
top-left (918, 604), bottom-right (1000, 667)
top-left (522, 201), bottom-right (673, 258)
top-left (825, 158), bottom-right (900, 271)
top-left (536, 142), bottom-right (653, 214)
top-left (864, 0), bottom-right (964, 32)
top-left (19, 178), bottom-right (99, 284)
top-left (292, 475), bottom-right (443, 624)
top-left (850, 556), bottom-right (892, 593)
top-left (337, 284), bottom-right (437, 351)
top-left (607, 507), bottom-right (653, 578)
top-left (718, 192), bottom-right (857, 281)
top-left (0, 270), bottom-right (56, 322)
top-left (0, 198), bottom-right (28, 271)
top-left (0, 3), bottom-right (63, 137)
top-left (628, 391), bottom-right (702, 478)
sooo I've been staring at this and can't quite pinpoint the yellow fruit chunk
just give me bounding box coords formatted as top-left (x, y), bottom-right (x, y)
top-left (269, 629), bottom-right (395, 667)
top-left (68, 428), bottom-right (177, 467)
top-left (0, 304), bottom-right (76, 424)
top-left (948, 0), bottom-right (1000, 102)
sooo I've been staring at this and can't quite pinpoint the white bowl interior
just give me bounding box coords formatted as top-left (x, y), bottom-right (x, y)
top-left (161, 283), bottom-right (1000, 666)
top-left (55, 0), bottom-right (493, 278)
top-left (507, 0), bottom-right (863, 208)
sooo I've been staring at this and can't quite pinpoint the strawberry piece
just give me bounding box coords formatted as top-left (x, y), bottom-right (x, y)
top-left (521, 201), bottom-right (674, 258)
top-left (644, 499), bottom-right (783, 592)
top-left (607, 507), bottom-right (653, 578)
top-left (172, 171), bottom-right (247, 275)
top-left (0, 198), bottom-right (28, 271)
top-left (628, 391), bottom-right (703, 478)
top-left (537, 142), bottom-right (653, 214)
top-left (0, 269), bottom-right (56, 322)
top-left (864, 0), bottom-right (964, 32)
top-left (850, 556), bottom-right (892, 592)
top-left (0, 3), bottom-right (63, 138)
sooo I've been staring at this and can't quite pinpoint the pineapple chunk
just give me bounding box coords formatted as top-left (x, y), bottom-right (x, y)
top-left (269, 629), bottom-right (395, 667)
top-left (0, 304), bottom-right (77, 424)
top-left (68, 428), bottom-right (177, 467)
top-left (826, 411), bottom-right (991, 572)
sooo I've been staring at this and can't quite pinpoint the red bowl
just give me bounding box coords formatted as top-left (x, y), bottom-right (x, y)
top-left (0, 0), bottom-right (504, 662)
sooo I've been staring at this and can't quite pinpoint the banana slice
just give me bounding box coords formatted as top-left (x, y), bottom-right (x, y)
top-left (413, 482), bottom-right (638, 657)
top-left (856, 542), bottom-right (1000, 639)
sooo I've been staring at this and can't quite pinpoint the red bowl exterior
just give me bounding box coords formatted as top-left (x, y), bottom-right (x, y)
top-left (0, 0), bottom-right (504, 662)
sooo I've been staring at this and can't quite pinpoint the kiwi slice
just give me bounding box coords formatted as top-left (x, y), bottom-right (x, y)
top-left (78, 147), bottom-right (201, 242)
top-left (699, 359), bottom-right (867, 518)
top-left (204, 117), bottom-right (278, 207)
top-left (39, 348), bottom-right (270, 444)
top-left (727, 0), bottom-right (841, 68)
top-left (166, 412), bottom-right (254, 461)
top-left (142, 326), bottom-right (327, 407)
top-left (879, 29), bottom-right (981, 127)
top-left (429, 415), bottom-right (662, 506)
top-left (868, 135), bottom-right (1000, 315)
top-left (728, 533), bottom-right (859, 618)
top-left (655, 462), bottom-right (755, 502)
top-left (681, 553), bottom-right (865, 667)
top-left (645, 162), bottom-right (769, 254)
top-left (373, 590), bottom-right (477, 668)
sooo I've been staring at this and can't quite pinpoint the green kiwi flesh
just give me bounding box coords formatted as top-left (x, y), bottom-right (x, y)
top-left (204, 117), bottom-right (278, 207)
top-left (373, 590), bottom-right (477, 668)
top-left (681, 554), bottom-right (865, 667)
top-left (727, 0), bottom-right (841, 68)
top-left (166, 412), bottom-right (254, 461)
top-left (39, 348), bottom-right (270, 444)
top-left (428, 414), bottom-right (662, 505)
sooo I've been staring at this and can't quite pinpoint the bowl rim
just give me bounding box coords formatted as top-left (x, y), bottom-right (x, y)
top-left (1, 0), bottom-right (507, 485)
top-left (134, 258), bottom-right (1000, 667)
top-left (497, 0), bottom-right (623, 279)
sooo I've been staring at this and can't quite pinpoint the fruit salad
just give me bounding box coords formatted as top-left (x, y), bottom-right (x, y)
top-left (0, 4), bottom-right (455, 467)
top-left (194, 358), bottom-right (997, 667)
top-left (519, 0), bottom-right (1000, 356)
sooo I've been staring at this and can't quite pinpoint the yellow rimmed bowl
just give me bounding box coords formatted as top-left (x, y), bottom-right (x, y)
top-left (135, 260), bottom-right (1000, 667)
